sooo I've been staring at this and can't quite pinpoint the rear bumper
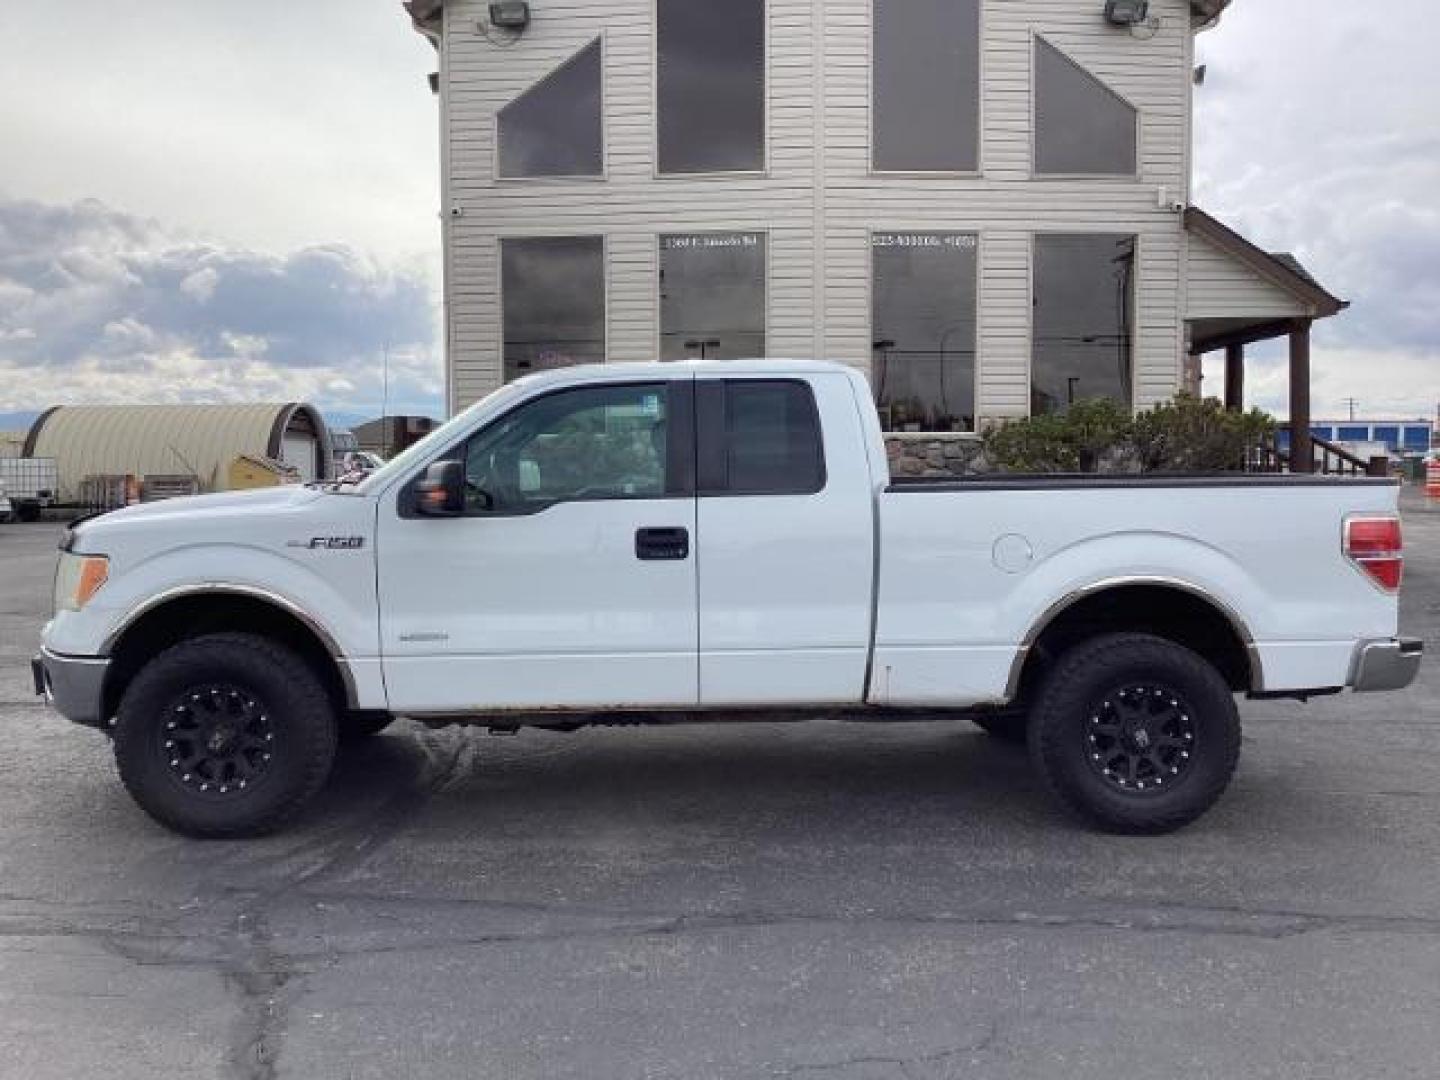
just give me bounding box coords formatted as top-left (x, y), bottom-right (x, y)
top-left (1349, 637), bottom-right (1423, 693)
top-left (32, 648), bottom-right (110, 729)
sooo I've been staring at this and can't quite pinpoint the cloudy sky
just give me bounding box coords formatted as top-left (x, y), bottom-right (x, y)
top-left (0, 0), bottom-right (442, 424)
top-left (1, 0), bottom-right (1436, 424)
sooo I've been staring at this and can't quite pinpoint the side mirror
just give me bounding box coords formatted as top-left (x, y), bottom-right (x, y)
top-left (414, 460), bottom-right (465, 516)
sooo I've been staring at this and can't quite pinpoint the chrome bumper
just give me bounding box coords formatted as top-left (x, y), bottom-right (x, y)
top-left (32, 648), bottom-right (110, 729)
top-left (1349, 638), bottom-right (1423, 693)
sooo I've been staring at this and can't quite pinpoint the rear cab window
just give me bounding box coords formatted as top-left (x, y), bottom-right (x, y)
top-left (697, 379), bottom-right (826, 496)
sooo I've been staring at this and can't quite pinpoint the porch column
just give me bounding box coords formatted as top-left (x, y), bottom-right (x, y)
top-left (1224, 344), bottom-right (1245, 411)
top-left (1289, 319), bottom-right (1313, 473)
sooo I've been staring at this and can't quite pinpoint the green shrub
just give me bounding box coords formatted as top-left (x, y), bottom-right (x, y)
top-left (982, 395), bottom-right (1275, 474)
top-left (981, 411), bottom-right (1080, 473)
top-left (1130, 394), bottom-right (1275, 473)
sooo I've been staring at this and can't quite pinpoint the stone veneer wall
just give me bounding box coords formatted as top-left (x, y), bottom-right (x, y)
top-left (883, 432), bottom-right (988, 479)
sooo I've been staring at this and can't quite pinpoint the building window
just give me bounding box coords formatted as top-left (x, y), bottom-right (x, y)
top-left (871, 232), bottom-right (978, 432)
top-left (1031, 234), bottom-right (1135, 415)
top-left (873, 0), bottom-right (980, 172)
top-left (1033, 37), bottom-right (1137, 176)
top-left (501, 237), bottom-right (606, 381)
top-left (656, 0), bottom-right (765, 174)
top-left (659, 233), bottom-right (766, 360)
top-left (497, 39), bottom-right (603, 178)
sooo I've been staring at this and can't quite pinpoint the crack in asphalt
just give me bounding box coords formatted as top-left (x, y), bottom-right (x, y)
top-left (69, 729), bottom-right (473, 1080)
top-left (772, 1025), bottom-right (1000, 1078)
top-left (13, 894), bottom-right (1439, 960)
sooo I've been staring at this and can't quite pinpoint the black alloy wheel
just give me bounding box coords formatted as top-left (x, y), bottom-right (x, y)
top-left (159, 684), bottom-right (277, 797)
top-left (1082, 684), bottom-right (1199, 794)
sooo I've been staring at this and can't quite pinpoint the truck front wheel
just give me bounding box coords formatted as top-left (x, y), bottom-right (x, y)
top-left (1028, 633), bottom-right (1240, 834)
top-left (113, 633), bottom-right (337, 838)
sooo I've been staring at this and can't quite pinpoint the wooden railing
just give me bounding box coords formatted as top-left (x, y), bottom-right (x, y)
top-left (1253, 429), bottom-right (1389, 477)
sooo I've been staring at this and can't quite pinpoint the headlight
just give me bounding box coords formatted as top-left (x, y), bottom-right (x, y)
top-left (54, 552), bottom-right (109, 612)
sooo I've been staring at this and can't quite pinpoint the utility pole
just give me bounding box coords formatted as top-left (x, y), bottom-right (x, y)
top-left (1343, 397), bottom-right (1359, 422)
top-left (381, 341), bottom-right (392, 455)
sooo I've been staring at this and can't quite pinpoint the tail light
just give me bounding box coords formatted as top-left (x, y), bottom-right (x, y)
top-left (1344, 515), bottom-right (1403, 593)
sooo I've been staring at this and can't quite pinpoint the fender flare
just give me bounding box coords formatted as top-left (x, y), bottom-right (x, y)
top-left (99, 582), bottom-right (359, 708)
top-left (1004, 574), bottom-right (1264, 699)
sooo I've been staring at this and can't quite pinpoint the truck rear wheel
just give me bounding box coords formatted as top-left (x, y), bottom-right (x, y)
top-left (1028, 633), bottom-right (1240, 834)
top-left (113, 633), bottom-right (337, 838)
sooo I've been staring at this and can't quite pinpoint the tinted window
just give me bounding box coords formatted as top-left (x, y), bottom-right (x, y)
top-left (497, 39), bottom-right (603, 178)
top-left (872, 232), bottom-right (977, 432)
top-left (1032, 234), bottom-right (1134, 414)
top-left (660, 233), bottom-right (766, 360)
top-left (1034, 38), bottom-right (1137, 176)
top-left (1338, 426), bottom-right (1369, 442)
top-left (700, 381), bottom-right (824, 495)
top-left (501, 237), bottom-right (605, 381)
top-left (657, 0), bottom-right (764, 173)
top-left (873, 0), bottom-right (979, 171)
top-left (462, 384), bottom-right (670, 513)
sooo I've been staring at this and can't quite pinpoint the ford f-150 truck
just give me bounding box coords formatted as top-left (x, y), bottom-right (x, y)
top-left (34, 361), bottom-right (1422, 838)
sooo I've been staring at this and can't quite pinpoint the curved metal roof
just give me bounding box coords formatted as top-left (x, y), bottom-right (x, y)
top-left (24, 403), bottom-right (330, 501)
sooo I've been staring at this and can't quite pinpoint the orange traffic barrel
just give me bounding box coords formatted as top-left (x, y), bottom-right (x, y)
top-left (1426, 460), bottom-right (1440, 500)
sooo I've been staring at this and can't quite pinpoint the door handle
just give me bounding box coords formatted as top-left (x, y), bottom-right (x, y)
top-left (635, 526), bottom-right (689, 561)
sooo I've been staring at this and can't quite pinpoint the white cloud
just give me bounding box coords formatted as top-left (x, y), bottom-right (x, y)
top-left (0, 198), bottom-right (443, 418)
top-left (1194, 0), bottom-right (1440, 419)
top-left (180, 267), bottom-right (219, 303)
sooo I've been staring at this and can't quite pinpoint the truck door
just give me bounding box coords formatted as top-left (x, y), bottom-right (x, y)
top-left (694, 375), bottom-right (876, 705)
top-left (375, 379), bottom-right (699, 712)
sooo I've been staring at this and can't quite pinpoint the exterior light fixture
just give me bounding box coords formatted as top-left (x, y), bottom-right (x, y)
top-left (488, 1), bottom-right (530, 29)
top-left (1104, 0), bottom-right (1150, 25)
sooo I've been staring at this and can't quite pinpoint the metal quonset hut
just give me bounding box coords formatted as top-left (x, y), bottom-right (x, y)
top-left (23, 403), bottom-right (332, 503)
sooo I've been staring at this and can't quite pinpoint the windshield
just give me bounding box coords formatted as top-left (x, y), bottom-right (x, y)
top-left (354, 381), bottom-right (530, 495)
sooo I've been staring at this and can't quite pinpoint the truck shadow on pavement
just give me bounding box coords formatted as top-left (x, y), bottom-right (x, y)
top-left (312, 721), bottom-right (1046, 841)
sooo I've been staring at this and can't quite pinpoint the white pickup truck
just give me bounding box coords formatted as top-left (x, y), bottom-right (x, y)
top-left (34, 360), bottom-right (1421, 838)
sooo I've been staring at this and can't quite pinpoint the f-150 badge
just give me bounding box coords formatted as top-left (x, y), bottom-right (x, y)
top-left (287, 536), bottom-right (366, 550)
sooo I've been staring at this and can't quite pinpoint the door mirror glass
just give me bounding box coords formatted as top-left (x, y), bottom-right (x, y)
top-left (414, 461), bottom-right (465, 516)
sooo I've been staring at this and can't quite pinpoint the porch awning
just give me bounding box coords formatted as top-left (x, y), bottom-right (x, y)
top-left (1185, 207), bottom-right (1346, 354)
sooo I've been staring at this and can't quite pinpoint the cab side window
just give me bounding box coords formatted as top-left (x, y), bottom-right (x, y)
top-left (697, 379), bottom-right (826, 495)
top-left (461, 383), bottom-right (673, 513)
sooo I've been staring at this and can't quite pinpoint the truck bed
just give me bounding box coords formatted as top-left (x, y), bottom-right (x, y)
top-left (886, 473), bottom-right (1399, 493)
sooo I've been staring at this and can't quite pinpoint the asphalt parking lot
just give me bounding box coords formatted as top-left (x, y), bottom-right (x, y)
top-left (2, 497), bottom-right (1438, 1080)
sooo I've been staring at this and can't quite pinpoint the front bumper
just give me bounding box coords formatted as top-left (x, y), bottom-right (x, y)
top-left (32, 648), bottom-right (110, 728)
top-left (1349, 637), bottom-right (1424, 693)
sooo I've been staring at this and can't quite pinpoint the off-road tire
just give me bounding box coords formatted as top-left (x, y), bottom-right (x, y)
top-left (971, 710), bottom-right (1030, 744)
top-left (113, 633), bottom-right (337, 838)
top-left (1028, 633), bottom-right (1240, 834)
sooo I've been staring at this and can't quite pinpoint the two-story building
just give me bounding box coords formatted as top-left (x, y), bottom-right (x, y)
top-left (405, 0), bottom-right (1344, 465)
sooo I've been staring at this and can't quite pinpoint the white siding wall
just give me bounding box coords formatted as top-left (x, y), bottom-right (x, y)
top-left (439, 0), bottom-right (1198, 415)
top-left (1187, 232), bottom-right (1308, 320)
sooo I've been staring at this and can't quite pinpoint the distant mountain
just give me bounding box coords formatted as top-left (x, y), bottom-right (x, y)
top-left (0, 411), bottom-right (39, 433)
